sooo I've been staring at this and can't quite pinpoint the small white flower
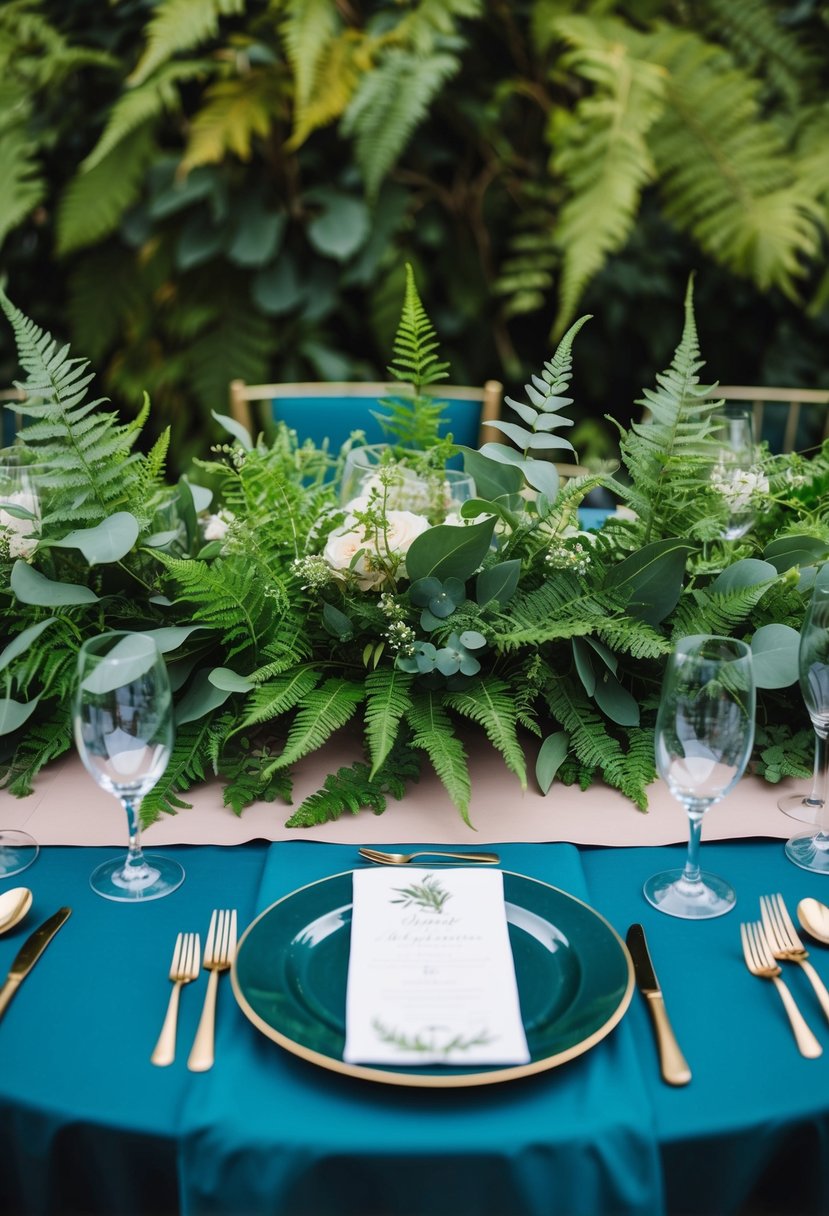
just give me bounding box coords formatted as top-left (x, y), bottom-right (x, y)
top-left (711, 464), bottom-right (769, 512)
top-left (203, 510), bottom-right (234, 541)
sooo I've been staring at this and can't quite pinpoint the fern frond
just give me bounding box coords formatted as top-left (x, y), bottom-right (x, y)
top-left (129, 0), bottom-right (245, 86)
top-left (669, 581), bottom-right (777, 639)
top-left (154, 552), bottom-right (269, 659)
top-left (387, 262), bottom-right (449, 390)
top-left (341, 49), bottom-right (460, 198)
top-left (0, 712), bottom-right (71, 796)
top-left (488, 571), bottom-right (615, 650)
top-left (444, 677), bottom-right (527, 787)
top-left (286, 29), bottom-right (363, 148)
top-left (264, 678), bottom-right (365, 774)
top-left (220, 743), bottom-right (293, 816)
top-left (649, 26), bottom-right (823, 297)
top-left (405, 691), bottom-right (471, 824)
top-left (550, 15), bottom-right (667, 336)
top-left (364, 666), bottom-right (414, 777)
top-left (181, 71), bottom-right (287, 170)
top-left (701, 0), bottom-right (819, 106)
top-left (0, 124), bottom-right (45, 247)
top-left (56, 124), bottom-right (156, 255)
top-left (239, 668), bottom-right (320, 727)
top-left (284, 736), bottom-right (422, 827)
top-left (281, 0), bottom-right (341, 114)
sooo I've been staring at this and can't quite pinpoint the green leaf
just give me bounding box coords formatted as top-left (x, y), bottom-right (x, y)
top-left (142, 625), bottom-right (209, 653)
top-left (476, 560), bottom-right (521, 607)
top-left (208, 667), bottom-right (255, 693)
top-left (763, 535), bottom-right (829, 573)
top-left (307, 190), bottom-right (370, 261)
top-left (405, 517), bottom-right (496, 583)
top-left (175, 668), bottom-right (234, 724)
top-left (536, 731), bottom-right (570, 795)
top-left (323, 602), bottom-right (354, 639)
top-left (711, 559), bottom-right (779, 593)
top-left (0, 618), bottom-right (58, 674)
top-left (572, 637), bottom-right (596, 695)
top-left (604, 538), bottom-right (692, 625)
top-left (80, 633), bottom-right (161, 693)
top-left (751, 623), bottom-right (800, 690)
top-left (212, 410), bottom-right (253, 451)
top-left (592, 668), bottom-right (640, 726)
top-left (0, 694), bottom-right (41, 736)
top-left (11, 561), bottom-right (99, 606)
top-left (460, 448), bottom-right (523, 502)
top-left (48, 511), bottom-right (139, 564)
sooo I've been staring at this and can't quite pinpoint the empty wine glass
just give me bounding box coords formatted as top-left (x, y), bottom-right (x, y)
top-left (0, 451), bottom-right (41, 876)
top-left (645, 635), bottom-right (755, 918)
top-left (783, 583), bottom-right (829, 873)
top-left (709, 409), bottom-right (764, 540)
top-left (73, 631), bottom-right (184, 902)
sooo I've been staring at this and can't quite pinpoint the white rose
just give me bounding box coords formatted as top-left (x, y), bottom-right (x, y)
top-left (203, 511), bottom-right (233, 541)
top-left (323, 509), bottom-right (430, 590)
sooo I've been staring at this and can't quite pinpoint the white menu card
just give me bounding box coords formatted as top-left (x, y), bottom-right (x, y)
top-left (344, 867), bottom-right (530, 1066)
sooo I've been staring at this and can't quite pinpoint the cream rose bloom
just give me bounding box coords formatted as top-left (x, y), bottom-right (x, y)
top-left (323, 509), bottom-right (430, 590)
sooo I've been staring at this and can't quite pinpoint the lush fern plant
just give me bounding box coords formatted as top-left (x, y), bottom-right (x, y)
top-left (1, 269), bottom-right (827, 830)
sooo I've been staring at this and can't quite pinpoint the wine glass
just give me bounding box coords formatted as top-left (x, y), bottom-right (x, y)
top-left (783, 583), bottom-right (829, 872)
top-left (0, 451), bottom-right (42, 876)
top-left (709, 409), bottom-right (761, 540)
top-left (645, 635), bottom-right (755, 919)
top-left (73, 631), bottom-right (184, 902)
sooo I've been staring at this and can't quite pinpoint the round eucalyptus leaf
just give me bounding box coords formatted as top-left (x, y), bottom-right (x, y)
top-left (751, 623), bottom-right (800, 689)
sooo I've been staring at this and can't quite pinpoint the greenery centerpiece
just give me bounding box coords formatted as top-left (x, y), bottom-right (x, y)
top-left (0, 268), bottom-right (827, 830)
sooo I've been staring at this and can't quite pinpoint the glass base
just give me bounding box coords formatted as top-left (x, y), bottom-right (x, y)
top-left (784, 831), bottom-right (829, 874)
top-left (90, 853), bottom-right (184, 902)
top-left (778, 792), bottom-right (823, 825)
top-left (643, 867), bottom-right (736, 919)
top-left (0, 829), bottom-right (39, 878)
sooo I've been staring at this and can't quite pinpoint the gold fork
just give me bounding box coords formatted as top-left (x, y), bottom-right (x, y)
top-left (151, 932), bottom-right (201, 1067)
top-left (187, 909), bottom-right (238, 1073)
top-left (760, 892), bottom-right (829, 1023)
top-left (740, 920), bottom-right (822, 1058)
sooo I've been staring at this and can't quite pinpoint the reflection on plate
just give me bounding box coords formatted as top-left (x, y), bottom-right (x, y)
top-left (230, 870), bottom-right (633, 1088)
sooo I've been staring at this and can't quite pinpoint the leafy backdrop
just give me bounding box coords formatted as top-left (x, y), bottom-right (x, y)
top-left (1, 0), bottom-right (827, 470)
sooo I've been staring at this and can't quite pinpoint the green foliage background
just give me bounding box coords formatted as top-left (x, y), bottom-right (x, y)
top-left (1, 0), bottom-right (828, 470)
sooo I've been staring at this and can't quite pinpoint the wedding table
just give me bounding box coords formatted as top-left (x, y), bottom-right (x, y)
top-left (2, 753), bottom-right (829, 1216)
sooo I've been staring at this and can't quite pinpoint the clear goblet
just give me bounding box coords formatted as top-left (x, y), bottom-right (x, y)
top-left (73, 631), bottom-right (184, 902)
top-left (645, 634), bottom-right (755, 919)
top-left (0, 451), bottom-right (42, 877)
top-left (783, 584), bottom-right (829, 872)
top-left (709, 409), bottom-right (761, 541)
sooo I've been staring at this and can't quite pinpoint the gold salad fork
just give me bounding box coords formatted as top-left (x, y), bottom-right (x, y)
top-left (187, 908), bottom-right (238, 1073)
top-left (760, 892), bottom-right (829, 1023)
top-left (359, 847), bottom-right (500, 866)
top-left (151, 932), bottom-right (201, 1067)
top-left (740, 920), bottom-right (822, 1058)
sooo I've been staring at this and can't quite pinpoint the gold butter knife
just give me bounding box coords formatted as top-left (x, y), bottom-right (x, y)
top-left (0, 906), bottom-right (71, 1023)
top-left (626, 922), bottom-right (691, 1086)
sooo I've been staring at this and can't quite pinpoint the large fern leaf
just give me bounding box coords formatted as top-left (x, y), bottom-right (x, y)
top-left (364, 667), bottom-right (414, 777)
top-left (181, 71), bottom-right (288, 170)
top-left (129, 0), bottom-right (245, 86)
top-left (0, 125), bottom-right (45, 247)
top-left (263, 678), bottom-right (365, 774)
top-left (405, 691), bottom-right (471, 824)
top-left (56, 124), bottom-right (157, 255)
top-left (153, 552), bottom-right (268, 660)
top-left (444, 677), bottom-right (527, 787)
top-left (280, 0), bottom-right (341, 116)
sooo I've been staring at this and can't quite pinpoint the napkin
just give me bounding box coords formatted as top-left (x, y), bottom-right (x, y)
top-left (344, 867), bottom-right (530, 1066)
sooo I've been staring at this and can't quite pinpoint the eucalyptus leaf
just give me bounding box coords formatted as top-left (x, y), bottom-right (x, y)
top-left (185, 480), bottom-right (214, 512)
top-left (0, 694), bottom-right (40, 735)
top-left (712, 558), bottom-right (778, 593)
top-left (142, 625), bottom-right (209, 653)
top-left (476, 560), bottom-right (521, 607)
top-left (175, 667), bottom-right (234, 724)
top-left (144, 530), bottom-right (180, 548)
top-left (405, 517), bottom-right (496, 583)
top-left (80, 633), bottom-right (160, 694)
top-left (522, 459), bottom-right (561, 498)
top-left (212, 410), bottom-right (252, 452)
top-left (11, 561), bottom-right (99, 606)
top-left (592, 669), bottom-right (640, 726)
top-left (459, 448), bottom-right (522, 501)
top-left (48, 511), bottom-right (139, 565)
top-left (0, 617), bottom-right (57, 674)
top-left (208, 667), bottom-right (255, 692)
top-left (605, 539), bottom-right (692, 625)
top-left (764, 535), bottom-right (829, 573)
top-left (572, 637), bottom-right (596, 695)
top-left (536, 731), bottom-right (569, 795)
top-left (323, 602), bottom-right (354, 639)
top-left (751, 623), bottom-right (800, 689)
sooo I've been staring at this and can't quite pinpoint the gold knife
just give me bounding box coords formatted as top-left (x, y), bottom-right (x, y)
top-left (626, 922), bottom-right (691, 1086)
top-left (0, 906), bottom-right (71, 1023)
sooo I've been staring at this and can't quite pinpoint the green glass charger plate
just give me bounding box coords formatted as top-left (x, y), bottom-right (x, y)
top-left (231, 870), bottom-right (634, 1088)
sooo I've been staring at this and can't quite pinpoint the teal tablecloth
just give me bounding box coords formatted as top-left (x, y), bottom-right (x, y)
top-left (1, 838), bottom-right (829, 1214)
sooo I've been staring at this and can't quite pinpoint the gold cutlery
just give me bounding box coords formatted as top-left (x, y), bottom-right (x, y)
top-left (740, 920), bottom-right (822, 1058)
top-left (0, 887), bottom-right (32, 935)
top-left (358, 847), bottom-right (499, 866)
top-left (187, 908), bottom-right (237, 1073)
top-left (151, 932), bottom-right (201, 1067)
top-left (798, 897), bottom-right (829, 945)
top-left (0, 906), bottom-right (71, 1023)
top-left (625, 923), bottom-right (691, 1086)
top-left (760, 892), bottom-right (829, 1023)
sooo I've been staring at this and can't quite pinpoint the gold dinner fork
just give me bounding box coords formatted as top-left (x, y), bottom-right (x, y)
top-left (151, 932), bottom-right (201, 1067)
top-left (187, 908), bottom-right (238, 1073)
top-left (740, 920), bottom-right (822, 1058)
top-left (760, 892), bottom-right (829, 1023)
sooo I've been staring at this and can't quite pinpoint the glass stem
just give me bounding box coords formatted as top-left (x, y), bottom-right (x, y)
top-left (814, 729), bottom-right (829, 838)
top-left (682, 807), bottom-right (706, 885)
top-left (120, 796), bottom-right (151, 881)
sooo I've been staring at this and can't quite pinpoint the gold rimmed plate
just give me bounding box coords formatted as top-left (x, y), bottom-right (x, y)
top-left (230, 870), bottom-right (633, 1088)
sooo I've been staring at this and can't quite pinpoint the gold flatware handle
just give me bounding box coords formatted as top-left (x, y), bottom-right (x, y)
top-left (771, 975), bottom-right (822, 1058)
top-left (188, 970), bottom-right (219, 1073)
top-left (645, 992), bottom-right (692, 1086)
top-left (151, 981), bottom-right (183, 1068)
top-left (0, 976), bottom-right (21, 1022)
top-left (797, 958), bottom-right (829, 1024)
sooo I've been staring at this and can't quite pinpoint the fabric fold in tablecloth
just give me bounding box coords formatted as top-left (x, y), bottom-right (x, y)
top-left (177, 840), bottom-right (664, 1216)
